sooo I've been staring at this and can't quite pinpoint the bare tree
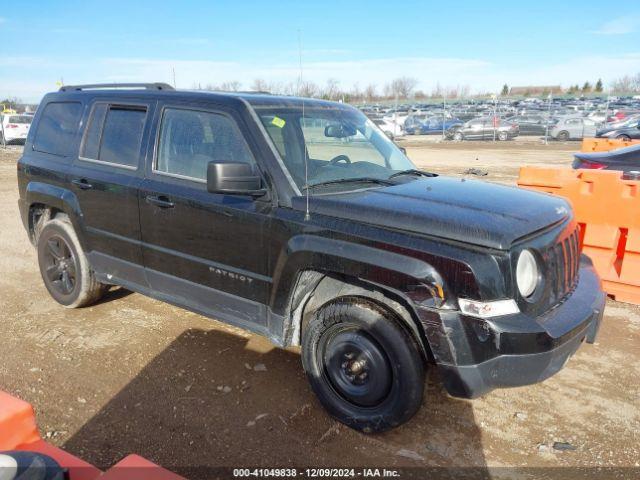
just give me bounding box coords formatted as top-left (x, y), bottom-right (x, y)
top-left (611, 73), bottom-right (640, 93)
top-left (349, 83), bottom-right (362, 102)
top-left (430, 82), bottom-right (443, 99)
top-left (364, 84), bottom-right (377, 102)
top-left (382, 83), bottom-right (393, 98)
top-left (219, 80), bottom-right (241, 92)
top-left (280, 81), bottom-right (297, 96)
top-left (251, 78), bottom-right (271, 92)
top-left (445, 86), bottom-right (460, 99)
top-left (321, 78), bottom-right (341, 100)
top-left (387, 77), bottom-right (418, 99)
top-left (298, 80), bottom-right (319, 98)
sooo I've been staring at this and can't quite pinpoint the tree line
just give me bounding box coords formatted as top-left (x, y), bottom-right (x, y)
top-left (192, 77), bottom-right (473, 102)
top-left (195, 74), bottom-right (640, 101)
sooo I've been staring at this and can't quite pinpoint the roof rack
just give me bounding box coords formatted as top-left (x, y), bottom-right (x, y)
top-left (59, 83), bottom-right (175, 92)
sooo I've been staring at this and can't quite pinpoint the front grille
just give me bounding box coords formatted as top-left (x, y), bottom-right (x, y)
top-left (545, 226), bottom-right (580, 303)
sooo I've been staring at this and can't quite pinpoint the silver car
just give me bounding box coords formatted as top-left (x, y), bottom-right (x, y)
top-left (549, 116), bottom-right (597, 141)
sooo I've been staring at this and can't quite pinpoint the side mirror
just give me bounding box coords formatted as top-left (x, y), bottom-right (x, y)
top-left (207, 162), bottom-right (265, 196)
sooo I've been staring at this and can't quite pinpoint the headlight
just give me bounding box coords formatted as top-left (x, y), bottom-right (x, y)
top-left (516, 249), bottom-right (539, 298)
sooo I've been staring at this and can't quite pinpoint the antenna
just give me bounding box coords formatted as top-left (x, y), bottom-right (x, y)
top-left (298, 28), bottom-right (311, 221)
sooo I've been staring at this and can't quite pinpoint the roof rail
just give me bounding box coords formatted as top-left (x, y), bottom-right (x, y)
top-left (59, 83), bottom-right (175, 92)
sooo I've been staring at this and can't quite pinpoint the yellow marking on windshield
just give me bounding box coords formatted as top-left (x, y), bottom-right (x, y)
top-left (271, 116), bottom-right (286, 128)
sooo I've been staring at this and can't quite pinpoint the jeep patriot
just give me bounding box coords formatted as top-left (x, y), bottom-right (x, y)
top-left (17, 83), bottom-right (605, 432)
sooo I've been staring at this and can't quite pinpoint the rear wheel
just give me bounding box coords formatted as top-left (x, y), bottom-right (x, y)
top-left (37, 217), bottom-right (107, 308)
top-left (617, 134), bottom-right (631, 141)
top-left (498, 131), bottom-right (508, 141)
top-left (557, 131), bottom-right (570, 141)
top-left (302, 298), bottom-right (425, 433)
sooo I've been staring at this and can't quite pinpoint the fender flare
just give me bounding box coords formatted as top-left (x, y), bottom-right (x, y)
top-left (24, 182), bottom-right (88, 249)
top-left (270, 235), bottom-right (448, 316)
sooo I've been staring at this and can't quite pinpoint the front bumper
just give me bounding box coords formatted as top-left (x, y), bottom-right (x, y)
top-left (419, 256), bottom-right (605, 398)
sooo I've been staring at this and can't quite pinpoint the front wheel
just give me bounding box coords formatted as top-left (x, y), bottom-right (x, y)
top-left (453, 131), bottom-right (463, 141)
top-left (557, 130), bottom-right (570, 141)
top-left (37, 217), bottom-right (107, 308)
top-left (617, 134), bottom-right (631, 141)
top-left (302, 298), bottom-right (425, 433)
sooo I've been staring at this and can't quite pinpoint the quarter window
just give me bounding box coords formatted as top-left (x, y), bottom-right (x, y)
top-left (156, 108), bottom-right (255, 181)
top-left (33, 102), bottom-right (82, 156)
top-left (81, 104), bottom-right (108, 160)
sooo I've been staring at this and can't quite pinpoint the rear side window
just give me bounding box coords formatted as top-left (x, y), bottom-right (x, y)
top-left (81, 104), bottom-right (146, 168)
top-left (33, 102), bottom-right (82, 156)
top-left (8, 116), bottom-right (32, 124)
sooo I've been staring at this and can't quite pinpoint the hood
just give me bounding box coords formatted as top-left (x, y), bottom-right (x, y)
top-left (292, 177), bottom-right (571, 250)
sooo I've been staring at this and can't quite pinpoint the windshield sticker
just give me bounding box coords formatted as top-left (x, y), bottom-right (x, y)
top-left (271, 116), bottom-right (286, 128)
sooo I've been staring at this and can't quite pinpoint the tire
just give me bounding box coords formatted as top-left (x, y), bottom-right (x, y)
top-left (557, 131), bottom-right (570, 141)
top-left (37, 216), bottom-right (107, 308)
top-left (617, 134), bottom-right (631, 141)
top-left (498, 131), bottom-right (508, 141)
top-left (453, 131), bottom-right (463, 141)
top-left (301, 297), bottom-right (425, 433)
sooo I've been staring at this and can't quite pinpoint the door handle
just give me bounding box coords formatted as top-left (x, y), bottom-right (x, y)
top-left (72, 178), bottom-right (93, 190)
top-left (145, 195), bottom-right (175, 209)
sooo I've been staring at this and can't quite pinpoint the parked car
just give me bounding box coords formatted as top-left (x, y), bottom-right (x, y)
top-left (549, 116), bottom-right (597, 141)
top-left (596, 115), bottom-right (639, 136)
top-left (508, 115), bottom-right (551, 136)
top-left (18, 83), bottom-right (604, 433)
top-left (573, 143), bottom-right (640, 175)
top-left (596, 119), bottom-right (640, 141)
top-left (586, 111), bottom-right (607, 124)
top-left (447, 117), bottom-right (519, 141)
top-left (404, 117), bottom-right (463, 135)
top-left (382, 111), bottom-right (409, 126)
top-left (373, 118), bottom-right (403, 139)
top-left (1, 114), bottom-right (32, 144)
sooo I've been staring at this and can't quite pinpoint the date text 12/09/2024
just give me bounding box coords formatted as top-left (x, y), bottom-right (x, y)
top-left (233, 468), bottom-right (400, 478)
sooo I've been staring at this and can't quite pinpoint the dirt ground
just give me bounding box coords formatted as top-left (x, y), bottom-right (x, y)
top-left (0, 140), bottom-right (638, 478)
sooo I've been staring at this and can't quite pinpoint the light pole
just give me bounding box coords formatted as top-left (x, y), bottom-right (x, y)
top-left (544, 92), bottom-right (552, 145)
top-left (492, 94), bottom-right (497, 142)
top-left (442, 95), bottom-right (446, 140)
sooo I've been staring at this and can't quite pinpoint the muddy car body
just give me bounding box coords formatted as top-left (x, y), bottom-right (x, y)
top-left (18, 84), bottom-right (605, 432)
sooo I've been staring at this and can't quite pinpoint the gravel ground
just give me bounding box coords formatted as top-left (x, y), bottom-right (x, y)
top-left (0, 141), bottom-right (638, 478)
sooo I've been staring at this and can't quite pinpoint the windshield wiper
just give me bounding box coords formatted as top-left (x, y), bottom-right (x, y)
top-left (303, 177), bottom-right (394, 190)
top-left (388, 169), bottom-right (437, 179)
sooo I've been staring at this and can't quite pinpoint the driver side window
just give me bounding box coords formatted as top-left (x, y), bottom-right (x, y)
top-left (156, 108), bottom-right (256, 181)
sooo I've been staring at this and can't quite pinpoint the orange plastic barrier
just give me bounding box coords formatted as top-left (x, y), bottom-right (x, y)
top-left (518, 167), bottom-right (640, 304)
top-left (0, 390), bottom-right (184, 480)
top-left (581, 137), bottom-right (640, 152)
top-left (0, 391), bottom-right (40, 450)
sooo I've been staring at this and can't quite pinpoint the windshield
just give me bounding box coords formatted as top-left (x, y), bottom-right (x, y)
top-left (255, 105), bottom-right (415, 191)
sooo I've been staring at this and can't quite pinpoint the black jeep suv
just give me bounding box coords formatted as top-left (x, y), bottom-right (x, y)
top-left (18, 83), bottom-right (605, 432)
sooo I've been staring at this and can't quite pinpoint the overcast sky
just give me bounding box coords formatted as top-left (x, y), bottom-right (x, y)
top-left (1, 0), bottom-right (639, 102)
